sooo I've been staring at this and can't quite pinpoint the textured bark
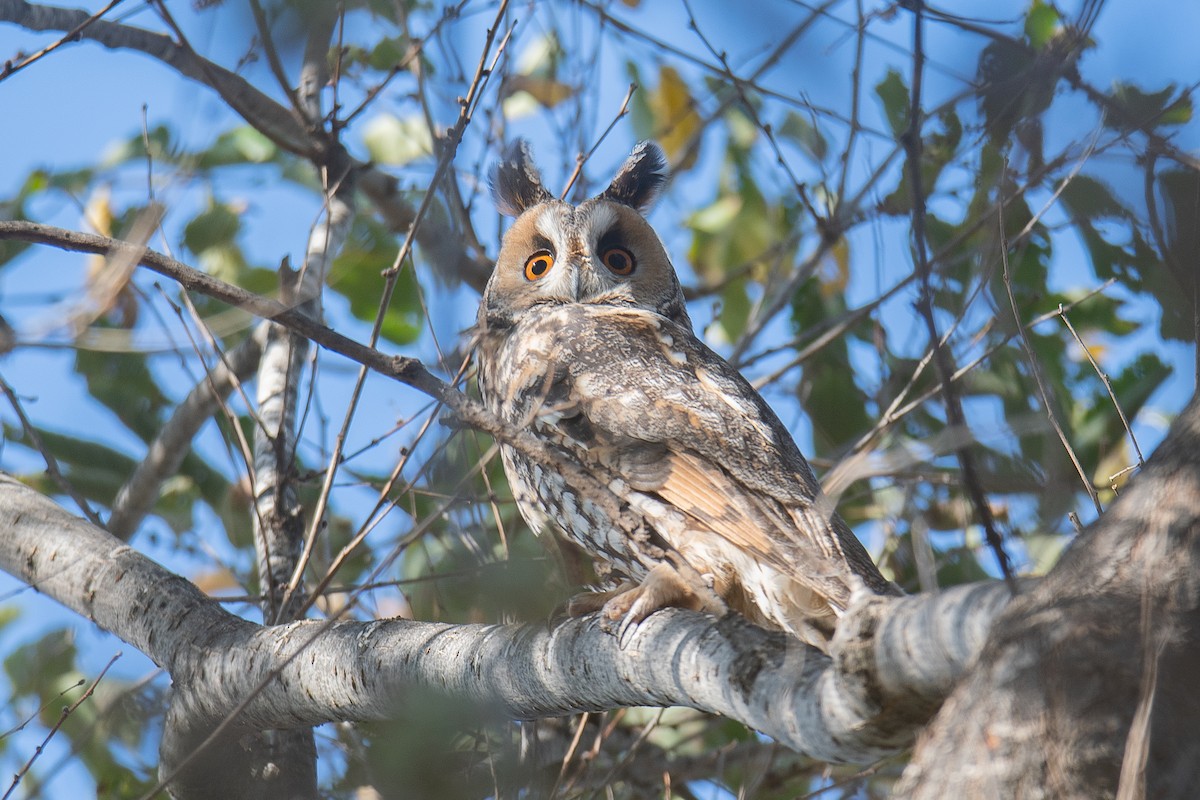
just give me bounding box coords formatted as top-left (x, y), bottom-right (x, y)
top-left (896, 393), bottom-right (1200, 799)
top-left (0, 472), bottom-right (1013, 769)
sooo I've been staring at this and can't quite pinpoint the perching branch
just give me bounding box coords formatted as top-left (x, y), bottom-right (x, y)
top-left (0, 471), bottom-right (1016, 771)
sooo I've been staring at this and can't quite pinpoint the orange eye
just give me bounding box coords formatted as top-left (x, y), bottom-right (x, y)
top-left (524, 250), bottom-right (554, 281)
top-left (601, 246), bottom-right (635, 276)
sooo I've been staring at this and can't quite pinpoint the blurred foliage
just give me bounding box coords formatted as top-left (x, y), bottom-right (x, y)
top-left (0, 0), bottom-right (1193, 796)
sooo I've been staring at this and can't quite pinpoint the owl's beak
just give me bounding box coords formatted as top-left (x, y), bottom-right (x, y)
top-left (575, 256), bottom-right (615, 302)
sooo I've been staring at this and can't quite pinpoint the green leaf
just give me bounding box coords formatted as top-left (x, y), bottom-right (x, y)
top-left (976, 39), bottom-right (1056, 139)
top-left (1058, 175), bottom-right (1129, 219)
top-left (717, 282), bottom-right (751, 343)
top-left (183, 200), bottom-right (242, 255)
top-left (1106, 83), bottom-right (1193, 133)
top-left (362, 113), bottom-right (433, 166)
top-left (100, 124), bottom-right (173, 168)
top-left (4, 628), bottom-right (78, 699)
top-left (936, 546), bottom-right (993, 585)
top-left (875, 69), bottom-right (910, 138)
top-left (1154, 169), bottom-right (1200, 340)
top-left (368, 35), bottom-right (409, 71)
top-left (779, 111), bottom-right (828, 161)
top-left (331, 217), bottom-right (424, 345)
top-left (879, 109), bottom-right (962, 215)
top-left (0, 197), bottom-right (30, 268)
top-left (789, 279), bottom-right (870, 456)
top-left (74, 349), bottom-right (170, 442)
top-left (8, 424), bottom-right (137, 506)
top-left (1024, 0), bottom-right (1061, 50)
top-left (196, 127), bottom-right (279, 169)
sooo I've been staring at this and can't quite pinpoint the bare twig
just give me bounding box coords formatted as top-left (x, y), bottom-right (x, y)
top-left (1058, 307), bottom-right (1145, 467)
top-left (560, 82), bottom-right (638, 200)
top-left (0, 373), bottom-right (105, 528)
top-left (107, 326), bottom-right (265, 540)
top-left (903, 0), bottom-right (1014, 585)
top-left (2, 652), bottom-right (120, 800)
top-left (278, 0), bottom-right (513, 616)
top-left (999, 206), bottom-right (1102, 516)
top-left (0, 0), bottom-right (125, 82)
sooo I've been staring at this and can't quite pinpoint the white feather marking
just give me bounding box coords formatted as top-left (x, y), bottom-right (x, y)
top-left (535, 208), bottom-right (567, 244)
top-left (695, 366), bottom-right (774, 439)
top-left (585, 204), bottom-right (618, 244)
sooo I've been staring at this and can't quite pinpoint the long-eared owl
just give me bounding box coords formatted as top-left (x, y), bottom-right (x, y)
top-left (473, 141), bottom-right (897, 650)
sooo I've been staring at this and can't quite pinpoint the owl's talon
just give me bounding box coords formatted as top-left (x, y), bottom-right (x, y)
top-left (617, 614), bottom-right (641, 649)
top-left (594, 562), bottom-right (707, 645)
top-left (566, 583), bottom-right (637, 619)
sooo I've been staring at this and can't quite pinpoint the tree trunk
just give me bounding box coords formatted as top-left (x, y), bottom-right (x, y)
top-left (896, 391), bottom-right (1200, 798)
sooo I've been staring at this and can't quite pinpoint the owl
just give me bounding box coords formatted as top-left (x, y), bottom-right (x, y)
top-left (473, 141), bottom-right (897, 651)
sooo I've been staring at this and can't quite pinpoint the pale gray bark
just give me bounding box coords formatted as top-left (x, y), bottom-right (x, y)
top-left (0, 471), bottom-right (1011, 775)
top-left (235, 24), bottom-right (355, 792)
top-left (895, 392), bottom-right (1200, 799)
top-left (237, 180), bottom-right (353, 800)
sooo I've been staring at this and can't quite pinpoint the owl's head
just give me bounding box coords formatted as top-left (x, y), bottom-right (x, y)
top-left (478, 141), bottom-right (690, 330)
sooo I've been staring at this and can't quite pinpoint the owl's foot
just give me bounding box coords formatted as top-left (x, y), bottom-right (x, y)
top-left (593, 564), bottom-right (723, 647)
top-left (564, 582), bottom-right (638, 618)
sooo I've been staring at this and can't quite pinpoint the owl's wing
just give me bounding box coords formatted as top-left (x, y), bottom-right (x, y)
top-left (532, 305), bottom-right (892, 606)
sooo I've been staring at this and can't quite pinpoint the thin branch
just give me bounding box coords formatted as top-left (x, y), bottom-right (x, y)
top-left (107, 328), bottom-right (264, 540)
top-left (0, 0), bottom-right (316, 155)
top-left (0, 221), bottom-right (689, 595)
top-left (902, 0), bottom-right (1014, 585)
top-left (1058, 307), bottom-right (1145, 467)
top-left (2, 652), bottom-right (120, 800)
top-left (0, 0), bottom-right (125, 82)
top-left (560, 82), bottom-right (638, 200)
top-left (0, 373), bottom-right (105, 528)
top-left (999, 204), bottom-right (1102, 515)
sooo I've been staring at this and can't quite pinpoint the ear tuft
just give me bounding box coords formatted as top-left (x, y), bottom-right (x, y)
top-left (490, 140), bottom-right (553, 217)
top-left (599, 142), bottom-right (668, 212)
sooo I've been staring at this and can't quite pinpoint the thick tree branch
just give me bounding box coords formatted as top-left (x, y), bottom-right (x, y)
top-left (0, 472), bottom-right (1016, 772)
top-left (896, 392), bottom-right (1200, 797)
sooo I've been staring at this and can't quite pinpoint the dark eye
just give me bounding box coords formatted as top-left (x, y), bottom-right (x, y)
top-left (601, 246), bottom-right (635, 276)
top-left (524, 250), bottom-right (554, 281)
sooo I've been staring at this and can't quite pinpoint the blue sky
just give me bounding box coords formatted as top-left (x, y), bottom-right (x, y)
top-left (0, 0), bottom-right (1198, 794)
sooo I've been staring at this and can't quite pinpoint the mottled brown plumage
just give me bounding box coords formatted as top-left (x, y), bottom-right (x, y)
top-left (474, 141), bottom-right (897, 650)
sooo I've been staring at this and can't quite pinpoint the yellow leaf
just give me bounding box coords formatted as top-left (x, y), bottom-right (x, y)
top-left (1095, 439), bottom-right (1136, 493)
top-left (83, 185), bottom-right (113, 237)
top-left (503, 75), bottom-right (574, 108)
top-left (688, 194), bottom-right (742, 233)
top-left (514, 32), bottom-right (562, 76)
top-left (193, 568), bottom-right (240, 594)
top-left (819, 237), bottom-right (850, 297)
top-left (650, 66), bottom-right (701, 168)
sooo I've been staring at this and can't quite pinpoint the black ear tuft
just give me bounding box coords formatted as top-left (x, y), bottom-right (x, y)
top-left (599, 141), bottom-right (668, 212)
top-left (490, 139), bottom-right (554, 217)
